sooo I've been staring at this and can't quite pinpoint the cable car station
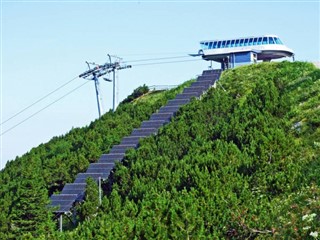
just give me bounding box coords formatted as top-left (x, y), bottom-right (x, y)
top-left (198, 35), bottom-right (294, 70)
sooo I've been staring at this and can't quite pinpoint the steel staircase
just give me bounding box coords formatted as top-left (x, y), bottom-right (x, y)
top-left (49, 69), bottom-right (222, 215)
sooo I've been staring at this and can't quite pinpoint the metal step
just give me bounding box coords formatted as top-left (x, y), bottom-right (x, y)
top-left (202, 69), bottom-right (222, 76)
top-left (130, 128), bottom-right (158, 137)
top-left (183, 86), bottom-right (207, 93)
top-left (158, 106), bottom-right (180, 113)
top-left (61, 183), bottom-right (86, 195)
top-left (190, 80), bottom-right (214, 87)
top-left (109, 144), bottom-right (138, 154)
top-left (166, 98), bottom-right (190, 106)
top-left (86, 167), bottom-right (113, 174)
top-left (149, 112), bottom-right (174, 121)
top-left (175, 92), bottom-right (199, 99)
top-left (74, 173), bottom-right (109, 183)
top-left (120, 136), bottom-right (145, 145)
top-left (140, 120), bottom-right (167, 128)
top-left (98, 153), bottom-right (125, 163)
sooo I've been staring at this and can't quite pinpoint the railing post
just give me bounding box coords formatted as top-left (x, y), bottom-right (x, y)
top-left (99, 177), bottom-right (102, 206)
top-left (59, 214), bottom-right (63, 232)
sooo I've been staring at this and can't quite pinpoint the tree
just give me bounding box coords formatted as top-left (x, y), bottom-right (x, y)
top-left (77, 177), bottom-right (100, 221)
top-left (10, 157), bottom-right (54, 238)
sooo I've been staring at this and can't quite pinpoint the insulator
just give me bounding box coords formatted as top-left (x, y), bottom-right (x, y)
top-left (96, 70), bottom-right (108, 78)
top-left (79, 66), bottom-right (99, 78)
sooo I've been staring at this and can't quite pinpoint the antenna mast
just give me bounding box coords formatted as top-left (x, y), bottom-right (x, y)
top-left (79, 55), bottom-right (131, 117)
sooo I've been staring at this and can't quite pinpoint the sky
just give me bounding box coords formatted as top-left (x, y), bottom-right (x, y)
top-left (1, 0), bottom-right (319, 170)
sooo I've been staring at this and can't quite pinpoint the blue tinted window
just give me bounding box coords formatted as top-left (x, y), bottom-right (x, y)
top-left (275, 38), bottom-right (283, 44)
top-left (217, 41), bottom-right (221, 48)
top-left (221, 41), bottom-right (226, 48)
top-left (235, 39), bottom-right (240, 47)
top-left (249, 38), bottom-right (253, 46)
top-left (257, 37), bottom-right (262, 45)
top-left (262, 37), bottom-right (268, 44)
top-left (208, 42), bottom-right (213, 49)
top-left (239, 39), bottom-right (244, 46)
top-left (226, 40), bottom-right (231, 47)
top-left (231, 40), bottom-right (235, 47)
top-left (244, 38), bottom-right (249, 46)
top-left (213, 41), bottom-right (218, 49)
top-left (253, 38), bottom-right (258, 45)
top-left (269, 37), bottom-right (275, 44)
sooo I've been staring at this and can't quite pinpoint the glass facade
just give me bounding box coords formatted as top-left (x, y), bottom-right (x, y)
top-left (202, 36), bottom-right (283, 50)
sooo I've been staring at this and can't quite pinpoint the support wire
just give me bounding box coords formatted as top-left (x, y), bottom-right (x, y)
top-left (1, 76), bottom-right (79, 126)
top-left (0, 80), bottom-right (90, 136)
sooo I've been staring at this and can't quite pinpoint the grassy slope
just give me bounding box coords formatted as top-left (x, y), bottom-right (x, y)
top-left (60, 61), bottom-right (320, 239)
top-left (0, 81), bottom-right (192, 239)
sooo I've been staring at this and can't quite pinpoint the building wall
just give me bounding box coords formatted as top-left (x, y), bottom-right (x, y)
top-left (235, 52), bottom-right (251, 63)
top-left (229, 51), bottom-right (255, 68)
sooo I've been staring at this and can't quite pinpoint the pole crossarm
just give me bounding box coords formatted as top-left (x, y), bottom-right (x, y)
top-left (78, 55), bottom-right (132, 117)
top-left (79, 62), bottom-right (131, 80)
top-left (79, 63), bottom-right (112, 79)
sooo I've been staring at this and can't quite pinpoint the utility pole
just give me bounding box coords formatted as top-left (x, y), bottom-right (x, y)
top-left (93, 72), bottom-right (103, 118)
top-left (79, 55), bottom-right (131, 117)
top-left (107, 55), bottom-right (131, 112)
top-left (107, 54), bottom-right (117, 112)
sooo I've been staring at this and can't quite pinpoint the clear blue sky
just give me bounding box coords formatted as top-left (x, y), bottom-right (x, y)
top-left (1, 0), bottom-right (319, 169)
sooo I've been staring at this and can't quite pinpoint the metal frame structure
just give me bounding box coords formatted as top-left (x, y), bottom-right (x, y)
top-left (79, 55), bottom-right (131, 117)
top-left (49, 68), bottom-right (222, 232)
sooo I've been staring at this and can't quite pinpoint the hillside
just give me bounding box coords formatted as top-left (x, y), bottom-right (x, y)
top-left (0, 82), bottom-right (191, 239)
top-left (1, 61), bottom-right (320, 239)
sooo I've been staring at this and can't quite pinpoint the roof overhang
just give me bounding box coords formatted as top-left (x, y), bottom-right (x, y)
top-left (202, 50), bottom-right (262, 62)
top-left (201, 45), bottom-right (294, 62)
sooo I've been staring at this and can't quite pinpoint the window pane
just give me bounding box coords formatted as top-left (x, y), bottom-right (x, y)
top-left (217, 41), bottom-right (221, 48)
top-left (235, 39), bottom-right (240, 47)
top-left (269, 37), bottom-right (275, 44)
top-left (213, 41), bottom-right (218, 49)
top-left (253, 38), bottom-right (258, 45)
top-left (226, 40), bottom-right (231, 47)
top-left (240, 39), bottom-right (244, 46)
top-left (231, 40), bottom-right (235, 47)
top-left (258, 37), bottom-right (262, 45)
top-left (209, 42), bottom-right (213, 49)
top-left (262, 37), bottom-right (268, 44)
top-left (249, 38), bottom-right (253, 46)
top-left (204, 42), bottom-right (208, 49)
top-left (244, 38), bottom-right (249, 46)
top-left (221, 41), bottom-right (226, 47)
top-left (276, 38), bottom-right (283, 44)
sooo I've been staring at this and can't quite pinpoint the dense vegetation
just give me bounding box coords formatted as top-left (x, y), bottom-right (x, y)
top-left (0, 82), bottom-right (190, 239)
top-left (0, 61), bottom-right (319, 239)
top-left (121, 84), bottom-right (149, 104)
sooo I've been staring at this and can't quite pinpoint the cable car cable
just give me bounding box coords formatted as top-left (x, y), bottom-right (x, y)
top-left (123, 55), bottom-right (193, 63)
top-left (0, 76), bottom-right (79, 126)
top-left (131, 58), bottom-right (202, 67)
top-left (0, 80), bottom-right (90, 136)
top-left (116, 52), bottom-right (190, 57)
top-left (1, 55), bottom-right (202, 135)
